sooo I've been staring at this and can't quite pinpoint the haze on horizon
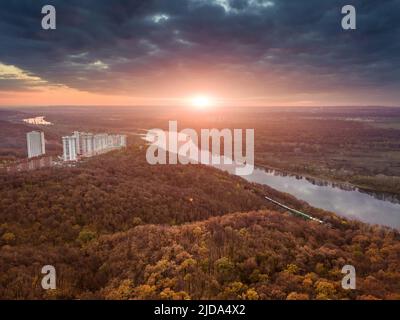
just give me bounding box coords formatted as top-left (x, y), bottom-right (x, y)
top-left (0, 0), bottom-right (399, 107)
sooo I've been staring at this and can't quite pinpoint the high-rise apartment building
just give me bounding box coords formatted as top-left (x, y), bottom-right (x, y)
top-left (62, 131), bottom-right (127, 162)
top-left (80, 133), bottom-right (94, 156)
top-left (26, 131), bottom-right (46, 159)
top-left (62, 136), bottom-right (78, 161)
top-left (73, 131), bottom-right (81, 155)
top-left (120, 135), bottom-right (127, 147)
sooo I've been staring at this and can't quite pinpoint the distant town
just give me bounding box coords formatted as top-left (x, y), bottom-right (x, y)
top-left (1, 130), bottom-right (127, 173)
top-left (27, 130), bottom-right (127, 162)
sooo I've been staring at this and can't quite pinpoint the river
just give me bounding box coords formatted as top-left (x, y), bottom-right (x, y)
top-left (240, 167), bottom-right (400, 229)
top-left (144, 131), bottom-right (400, 229)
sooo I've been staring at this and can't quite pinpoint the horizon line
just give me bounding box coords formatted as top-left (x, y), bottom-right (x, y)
top-left (1, 104), bottom-right (400, 109)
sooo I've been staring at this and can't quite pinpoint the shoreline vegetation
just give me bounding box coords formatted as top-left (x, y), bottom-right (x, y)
top-left (1, 151), bottom-right (399, 199)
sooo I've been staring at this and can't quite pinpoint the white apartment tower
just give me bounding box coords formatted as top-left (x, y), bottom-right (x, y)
top-left (62, 136), bottom-right (78, 161)
top-left (120, 135), bottom-right (127, 147)
top-left (81, 133), bottom-right (94, 155)
top-left (62, 131), bottom-right (127, 162)
top-left (26, 131), bottom-right (46, 159)
top-left (73, 131), bottom-right (81, 154)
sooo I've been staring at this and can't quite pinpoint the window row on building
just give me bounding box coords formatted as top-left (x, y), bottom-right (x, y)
top-left (62, 131), bottom-right (127, 162)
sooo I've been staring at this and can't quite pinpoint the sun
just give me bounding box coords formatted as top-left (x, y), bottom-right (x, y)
top-left (190, 95), bottom-right (214, 109)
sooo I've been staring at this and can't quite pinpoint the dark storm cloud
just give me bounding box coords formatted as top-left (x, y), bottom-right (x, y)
top-left (0, 0), bottom-right (399, 94)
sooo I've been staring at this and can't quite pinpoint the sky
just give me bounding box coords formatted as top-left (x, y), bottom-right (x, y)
top-left (0, 0), bottom-right (399, 107)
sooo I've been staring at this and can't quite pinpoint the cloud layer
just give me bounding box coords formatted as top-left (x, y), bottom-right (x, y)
top-left (0, 0), bottom-right (399, 105)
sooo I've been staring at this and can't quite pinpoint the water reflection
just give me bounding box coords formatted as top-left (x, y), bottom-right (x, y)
top-left (264, 169), bottom-right (400, 203)
top-left (244, 168), bottom-right (400, 229)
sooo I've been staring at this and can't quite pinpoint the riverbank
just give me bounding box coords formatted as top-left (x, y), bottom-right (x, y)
top-left (241, 164), bottom-right (400, 229)
top-left (256, 161), bottom-right (400, 199)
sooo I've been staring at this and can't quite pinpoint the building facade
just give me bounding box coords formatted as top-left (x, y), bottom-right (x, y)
top-left (27, 131), bottom-right (46, 159)
top-left (62, 136), bottom-right (78, 161)
top-left (62, 131), bottom-right (127, 162)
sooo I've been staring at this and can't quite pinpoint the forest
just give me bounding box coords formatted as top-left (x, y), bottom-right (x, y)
top-left (0, 145), bottom-right (399, 300)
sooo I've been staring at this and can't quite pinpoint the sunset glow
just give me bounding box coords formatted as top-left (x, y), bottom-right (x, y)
top-left (0, 1), bottom-right (399, 107)
top-left (190, 95), bottom-right (215, 109)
